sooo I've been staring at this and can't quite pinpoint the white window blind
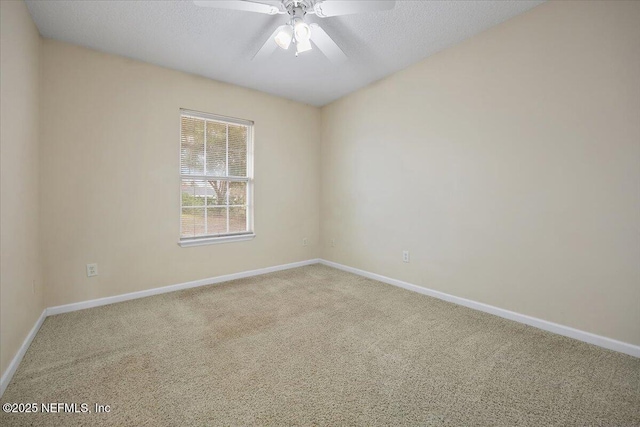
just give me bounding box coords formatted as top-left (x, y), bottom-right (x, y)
top-left (179, 109), bottom-right (254, 245)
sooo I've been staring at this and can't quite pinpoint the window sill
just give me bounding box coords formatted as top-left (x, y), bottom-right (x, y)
top-left (178, 233), bottom-right (256, 247)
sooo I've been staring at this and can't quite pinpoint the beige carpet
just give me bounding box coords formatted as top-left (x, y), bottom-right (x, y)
top-left (1, 264), bottom-right (639, 426)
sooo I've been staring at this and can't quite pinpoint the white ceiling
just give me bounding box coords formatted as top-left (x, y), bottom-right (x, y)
top-left (26, 0), bottom-right (544, 106)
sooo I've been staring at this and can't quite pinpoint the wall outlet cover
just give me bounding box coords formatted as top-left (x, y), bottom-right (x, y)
top-left (86, 263), bottom-right (98, 277)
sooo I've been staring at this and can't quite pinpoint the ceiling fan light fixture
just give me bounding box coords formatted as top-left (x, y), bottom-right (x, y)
top-left (293, 19), bottom-right (311, 42)
top-left (295, 37), bottom-right (312, 55)
top-left (274, 25), bottom-right (293, 50)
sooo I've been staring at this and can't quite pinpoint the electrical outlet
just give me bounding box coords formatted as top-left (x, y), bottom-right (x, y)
top-left (402, 250), bottom-right (410, 263)
top-left (86, 263), bottom-right (98, 277)
top-left (302, 238), bottom-right (308, 247)
top-left (331, 239), bottom-right (335, 247)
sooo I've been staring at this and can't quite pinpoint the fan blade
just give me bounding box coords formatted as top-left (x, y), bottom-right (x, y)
top-left (310, 24), bottom-right (347, 65)
top-left (193, 1), bottom-right (281, 15)
top-left (313, 0), bottom-right (395, 17)
top-left (252, 25), bottom-right (286, 61)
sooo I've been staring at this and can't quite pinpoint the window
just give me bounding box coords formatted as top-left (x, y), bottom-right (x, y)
top-left (179, 109), bottom-right (254, 247)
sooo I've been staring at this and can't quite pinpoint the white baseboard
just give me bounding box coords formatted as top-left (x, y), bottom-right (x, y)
top-left (1, 258), bottom-right (320, 397)
top-left (47, 258), bottom-right (321, 316)
top-left (0, 309), bottom-right (47, 397)
top-left (319, 259), bottom-right (640, 358)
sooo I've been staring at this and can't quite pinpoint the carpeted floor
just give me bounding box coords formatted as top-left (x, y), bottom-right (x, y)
top-left (1, 264), bottom-right (639, 426)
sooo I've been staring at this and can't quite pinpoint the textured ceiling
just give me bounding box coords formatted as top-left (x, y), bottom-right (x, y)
top-left (26, 0), bottom-right (544, 106)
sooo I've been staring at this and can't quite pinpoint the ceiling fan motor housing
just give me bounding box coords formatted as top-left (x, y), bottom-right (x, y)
top-left (290, 7), bottom-right (306, 21)
top-left (283, 0), bottom-right (315, 15)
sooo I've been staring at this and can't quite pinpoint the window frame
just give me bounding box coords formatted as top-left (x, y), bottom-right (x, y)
top-left (178, 108), bottom-right (255, 247)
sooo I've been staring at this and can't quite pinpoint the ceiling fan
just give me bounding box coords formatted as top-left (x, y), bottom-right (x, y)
top-left (193, 0), bottom-right (396, 64)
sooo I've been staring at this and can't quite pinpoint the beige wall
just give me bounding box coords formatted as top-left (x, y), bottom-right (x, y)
top-left (0, 0), bottom-right (44, 375)
top-left (320, 1), bottom-right (640, 345)
top-left (40, 40), bottom-right (321, 307)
